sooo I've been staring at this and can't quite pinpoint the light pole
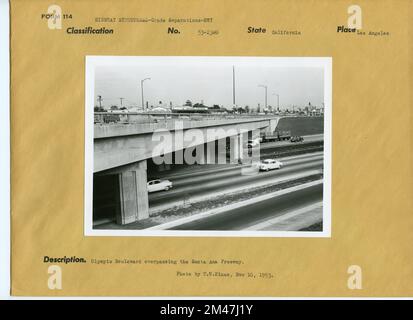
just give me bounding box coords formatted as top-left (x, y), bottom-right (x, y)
top-left (258, 85), bottom-right (267, 110)
top-left (272, 93), bottom-right (279, 111)
top-left (140, 77), bottom-right (151, 111)
top-left (97, 95), bottom-right (103, 109)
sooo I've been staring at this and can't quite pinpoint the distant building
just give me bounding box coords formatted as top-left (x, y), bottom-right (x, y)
top-left (151, 106), bottom-right (171, 113)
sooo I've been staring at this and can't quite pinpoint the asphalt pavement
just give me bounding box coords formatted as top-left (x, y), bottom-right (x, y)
top-left (148, 152), bottom-right (323, 208)
top-left (169, 183), bottom-right (323, 230)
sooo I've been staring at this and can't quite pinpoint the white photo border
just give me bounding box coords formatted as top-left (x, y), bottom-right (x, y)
top-left (84, 56), bottom-right (332, 238)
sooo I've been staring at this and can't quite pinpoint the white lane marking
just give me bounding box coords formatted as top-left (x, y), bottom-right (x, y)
top-left (302, 134), bottom-right (324, 140)
top-left (145, 180), bottom-right (323, 230)
top-left (280, 151), bottom-right (323, 161)
top-left (244, 202), bottom-right (323, 231)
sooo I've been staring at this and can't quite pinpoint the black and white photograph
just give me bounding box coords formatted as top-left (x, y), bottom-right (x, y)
top-left (85, 56), bottom-right (331, 236)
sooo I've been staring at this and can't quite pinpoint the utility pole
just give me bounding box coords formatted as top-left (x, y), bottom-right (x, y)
top-left (119, 97), bottom-right (124, 108)
top-left (97, 95), bottom-right (103, 109)
top-left (272, 93), bottom-right (279, 111)
top-left (258, 85), bottom-right (267, 110)
top-left (140, 77), bottom-right (151, 111)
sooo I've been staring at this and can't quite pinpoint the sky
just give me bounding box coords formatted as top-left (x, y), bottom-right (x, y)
top-left (94, 62), bottom-right (324, 110)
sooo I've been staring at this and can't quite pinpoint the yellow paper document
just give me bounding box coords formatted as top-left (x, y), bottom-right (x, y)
top-left (8, 0), bottom-right (413, 297)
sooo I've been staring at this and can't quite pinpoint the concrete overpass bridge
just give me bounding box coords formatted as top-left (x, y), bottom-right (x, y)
top-left (93, 113), bottom-right (279, 225)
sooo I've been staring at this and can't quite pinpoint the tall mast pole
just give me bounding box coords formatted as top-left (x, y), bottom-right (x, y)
top-left (232, 66), bottom-right (236, 107)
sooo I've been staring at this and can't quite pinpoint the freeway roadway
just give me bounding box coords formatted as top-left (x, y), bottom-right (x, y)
top-left (148, 152), bottom-right (323, 210)
top-left (169, 183), bottom-right (323, 230)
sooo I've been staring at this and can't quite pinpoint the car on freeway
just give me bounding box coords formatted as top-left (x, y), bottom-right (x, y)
top-left (259, 159), bottom-right (283, 171)
top-left (147, 179), bottom-right (173, 192)
top-left (247, 138), bottom-right (260, 148)
top-left (291, 135), bottom-right (304, 143)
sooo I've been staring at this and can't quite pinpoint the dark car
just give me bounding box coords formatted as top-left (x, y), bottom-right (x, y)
top-left (291, 136), bottom-right (304, 143)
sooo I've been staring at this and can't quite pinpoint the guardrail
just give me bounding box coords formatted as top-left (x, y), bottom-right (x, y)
top-left (93, 112), bottom-right (281, 125)
top-left (93, 112), bottom-right (323, 125)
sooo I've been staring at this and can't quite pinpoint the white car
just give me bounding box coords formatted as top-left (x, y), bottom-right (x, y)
top-left (147, 179), bottom-right (173, 192)
top-left (247, 138), bottom-right (260, 148)
top-left (259, 159), bottom-right (283, 171)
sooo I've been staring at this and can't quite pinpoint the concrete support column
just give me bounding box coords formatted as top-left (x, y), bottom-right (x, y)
top-left (230, 135), bottom-right (244, 164)
top-left (117, 160), bottom-right (149, 225)
top-left (203, 141), bottom-right (215, 164)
